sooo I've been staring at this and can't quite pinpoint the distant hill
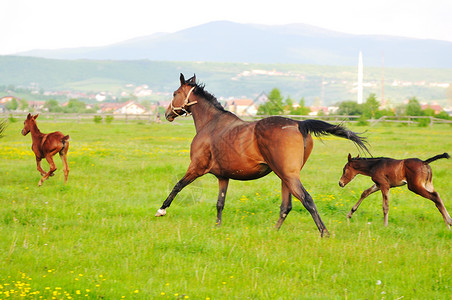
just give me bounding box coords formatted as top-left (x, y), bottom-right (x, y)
top-left (1, 56), bottom-right (451, 106)
top-left (16, 21), bottom-right (452, 68)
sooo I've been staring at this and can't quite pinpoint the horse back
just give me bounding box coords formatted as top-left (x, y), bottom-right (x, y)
top-left (41, 131), bottom-right (69, 153)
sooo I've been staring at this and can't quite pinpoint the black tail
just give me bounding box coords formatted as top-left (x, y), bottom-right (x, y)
top-left (423, 152), bottom-right (450, 164)
top-left (298, 119), bottom-right (370, 155)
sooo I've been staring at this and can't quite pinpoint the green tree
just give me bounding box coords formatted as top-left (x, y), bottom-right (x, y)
top-left (362, 93), bottom-right (380, 119)
top-left (18, 99), bottom-right (29, 111)
top-left (44, 99), bottom-right (63, 112)
top-left (64, 98), bottom-right (86, 113)
top-left (257, 88), bottom-right (284, 115)
top-left (5, 98), bottom-right (18, 111)
top-left (290, 98), bottom-right (311, 115)
top-left (405, 97), bottom-right (422, 116)
top-left (337, 101), bottom-right (362, 115)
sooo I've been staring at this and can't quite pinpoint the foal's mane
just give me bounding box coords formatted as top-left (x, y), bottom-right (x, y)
top-left (188, 82), bottom-right (226, 112)
top-left (352, 156), bottom-right (389, 161)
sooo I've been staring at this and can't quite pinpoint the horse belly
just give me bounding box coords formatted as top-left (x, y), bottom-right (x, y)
top-left (211, 162), bottom-right (271, 180)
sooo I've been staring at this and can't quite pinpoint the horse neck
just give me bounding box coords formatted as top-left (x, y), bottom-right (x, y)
top-left (190, 97), bottom-right (227, 131)
top-left (29, 122), bottom-right (43, 140)
top-left (352, 160), bottom-right (374, 176)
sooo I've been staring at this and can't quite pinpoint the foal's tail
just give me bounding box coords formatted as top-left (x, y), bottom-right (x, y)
top-left (60, 135), bottom-right (70, 152)
top-left (423, 152), bottom-right (450, 164)
top-left (298, 119), bottom-right (371, 155)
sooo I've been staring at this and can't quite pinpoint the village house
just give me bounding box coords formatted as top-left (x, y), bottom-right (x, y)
top-left (100, 101), bottom-right (146, 114)
top-left (226, 99), bottom-right (258, 116)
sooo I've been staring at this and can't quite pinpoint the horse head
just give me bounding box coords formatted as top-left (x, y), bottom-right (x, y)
top-left (165, 73), bottom-right (198, 121)
top-left (22, 113), bottom-right (39, 136)
top-left (339, 153), bottom-right (360, 187)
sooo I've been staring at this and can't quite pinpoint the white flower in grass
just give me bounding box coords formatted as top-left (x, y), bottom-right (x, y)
top-left (376, 280), bottom-right (382, 285)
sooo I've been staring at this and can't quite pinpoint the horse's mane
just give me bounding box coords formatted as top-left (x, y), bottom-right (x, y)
top-left (352, 156), bottom-right (389, 161)
top-left (189, 82), bottom-right (226, 112)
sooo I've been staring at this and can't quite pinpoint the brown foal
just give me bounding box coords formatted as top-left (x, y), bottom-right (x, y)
top-left (155, 74), bottom-right (370, 237)
top-left (339, 153), bottom-right (452, 228)
top-left (22, 113), bottom-right (70, 186)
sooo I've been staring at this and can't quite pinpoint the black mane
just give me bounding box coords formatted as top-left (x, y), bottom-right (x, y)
top-left (188, 82), bottom-right (226, 112)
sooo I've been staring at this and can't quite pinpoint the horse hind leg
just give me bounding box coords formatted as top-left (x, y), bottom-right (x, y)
top-left (60, 142), bottom-right (69, 183)
top-left (284, 177), bottom-right (329, 237)
top-left (275, 181), bottom-right (293, 230)
top-left (408, 182), bottom-right (452, 228)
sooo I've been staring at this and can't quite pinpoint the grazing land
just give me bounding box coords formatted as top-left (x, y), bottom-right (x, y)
top-left (0, 118), bottom-right (451, 299)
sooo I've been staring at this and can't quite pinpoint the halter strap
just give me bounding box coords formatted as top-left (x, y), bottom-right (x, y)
top-left (170, 86), bottom-right (198, 117)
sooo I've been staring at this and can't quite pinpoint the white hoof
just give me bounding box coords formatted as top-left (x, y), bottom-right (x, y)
top-left (155, 208), bottom-right (167, 217)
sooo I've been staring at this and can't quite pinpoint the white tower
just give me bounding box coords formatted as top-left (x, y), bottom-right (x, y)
top-left (357, 51), bottom-right (363, 104)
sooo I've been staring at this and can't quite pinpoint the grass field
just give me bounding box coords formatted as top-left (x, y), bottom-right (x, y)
top-left (0, 118), bottom-right (451, 299)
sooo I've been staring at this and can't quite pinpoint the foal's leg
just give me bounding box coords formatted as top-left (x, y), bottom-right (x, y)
top-left (408, 185), bottom-right (452, 228)
top-left (380, 185), bottom-right (391, 226)
top-left (60, 143), bottom-right (69, 183)
top-left (347, 184), bottom-right (380, 218)
top-left (216, 177), bottom-right (229, 226)
top-left (155, 167), bottom-right (203, 217)
top-left (284, 178), bottom-right (329, 237)
top-left (39, 152), bottom-right (59, 186)
top-left (36, 157), bottom-right (46, 176)
top-left (275, 181), bottom-right (292, 230)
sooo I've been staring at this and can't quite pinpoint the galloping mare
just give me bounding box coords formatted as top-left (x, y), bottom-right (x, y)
top-left (22, 113), bottom-right (70, 186)
top-left (339, 153), bottom-right (452, 228)
top-left (155, 74), bottom-right (370, 237)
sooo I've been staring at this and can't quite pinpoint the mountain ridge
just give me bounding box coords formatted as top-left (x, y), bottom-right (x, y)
top-left (16, 21), bottom-right (452, 68)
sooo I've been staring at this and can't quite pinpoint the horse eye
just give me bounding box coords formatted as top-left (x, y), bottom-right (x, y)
top-left (173, 92), bottom-right (176, 97)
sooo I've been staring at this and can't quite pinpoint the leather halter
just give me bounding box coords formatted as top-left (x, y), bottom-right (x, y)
top-left (170, 86), bottom-right (197, 117)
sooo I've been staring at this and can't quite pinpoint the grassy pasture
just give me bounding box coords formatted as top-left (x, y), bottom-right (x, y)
top-left (0, 118), bottom-right (451, 299)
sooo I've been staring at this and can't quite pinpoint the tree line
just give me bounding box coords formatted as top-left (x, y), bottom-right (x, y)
top-left (257, 88), bottom-right (450, 120)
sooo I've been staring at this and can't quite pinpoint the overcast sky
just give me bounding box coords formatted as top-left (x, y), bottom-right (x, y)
top-left (1, 0), bottom-right (451, 55)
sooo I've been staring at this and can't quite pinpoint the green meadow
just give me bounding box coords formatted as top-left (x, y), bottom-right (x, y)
top-left (0, 118), bottom-right (451, 299)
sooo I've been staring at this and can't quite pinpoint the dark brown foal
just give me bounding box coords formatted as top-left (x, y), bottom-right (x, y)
top-left (339, 153), bottom-right (451, 228)
top-left (22, 113), bottom-right (70, 186)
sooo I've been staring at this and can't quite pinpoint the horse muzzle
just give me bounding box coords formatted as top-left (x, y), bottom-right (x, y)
top-left (21, 129), bottom-right (29, 136)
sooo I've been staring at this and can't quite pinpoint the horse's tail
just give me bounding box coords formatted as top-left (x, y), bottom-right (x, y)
top-left (298, 119), bottom-right (370, 155)
top-left (423, 152), bottom-right (449, 164)
top-left (60, 135), bottom-right (70, 152)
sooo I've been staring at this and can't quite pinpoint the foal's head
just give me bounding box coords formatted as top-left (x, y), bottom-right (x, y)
top-left (338, 153), bottom-right (360, 187)
top-left (22, 113), bottom-right (39, 136)
top-left (165, 73), bottom-right (198, 122)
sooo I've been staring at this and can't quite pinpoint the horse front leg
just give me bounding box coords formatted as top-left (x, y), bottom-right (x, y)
top-left (347, 184), bottom-right (380, 218)
top-left (380, 186), bottom-right (390, 226)
top-left (215, 177), bottom-right (229, 226)
top-left (155, 169), bottom-right (202, 217)
top-left (275, 181), bottom-right (292, 230)
top-left (36, 156), bottom-right (46, 176)
top-left (39, 154), bottom-right (57, 186)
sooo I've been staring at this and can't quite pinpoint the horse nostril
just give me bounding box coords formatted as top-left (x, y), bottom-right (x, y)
top-left (339, 181), bottom-right (344, 187)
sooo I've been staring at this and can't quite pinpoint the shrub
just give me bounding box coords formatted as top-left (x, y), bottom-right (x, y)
top-left (105, 115), bottom-right (114, 124)
top-left (93, 115), bottom-right (103, 123)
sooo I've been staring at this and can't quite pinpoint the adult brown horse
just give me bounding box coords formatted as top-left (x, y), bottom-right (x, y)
top-left (155, 74), bottom-right (370, 236)
top-left (22, 113), bottom-right (70, 186)
top-left (339, 153), bottom-right (452, 228)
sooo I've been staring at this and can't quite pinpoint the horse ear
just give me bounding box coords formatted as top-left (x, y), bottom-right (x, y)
top-left (27, 113), bottom-right (32, 119)
top-left (347, 153), bottom-right (352, 162)
top-left (33, 114), bottom-right (39, 119)
top-left (186, 74), bottom-right (196, 85)
top-left (356, 154), bottom-right (360, 159)
top-left (180, 73), bottom-right (185, 85)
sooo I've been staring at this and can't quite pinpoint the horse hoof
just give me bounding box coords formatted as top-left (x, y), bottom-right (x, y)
top-left (155, 209), bottom-right (167, 217)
